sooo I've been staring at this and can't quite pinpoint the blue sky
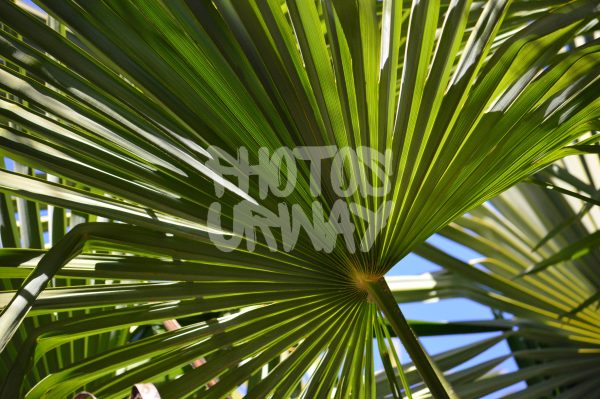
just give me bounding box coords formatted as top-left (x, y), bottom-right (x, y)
top-left (387, 235), bottom-right (525, 397)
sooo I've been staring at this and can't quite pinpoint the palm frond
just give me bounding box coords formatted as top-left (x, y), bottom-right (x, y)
top-left (0, 1), bottom-right (598, 398)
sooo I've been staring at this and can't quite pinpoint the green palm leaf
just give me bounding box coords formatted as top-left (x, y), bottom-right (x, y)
top-left (0, 0), bottom-right (598, 398)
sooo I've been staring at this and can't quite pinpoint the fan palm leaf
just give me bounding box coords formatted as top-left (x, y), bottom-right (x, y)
top-left (0, 0), bottom-right (598, 398)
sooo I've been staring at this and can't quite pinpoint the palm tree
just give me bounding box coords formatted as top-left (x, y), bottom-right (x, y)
top-left (0, 0), bottom-right (598, 397)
